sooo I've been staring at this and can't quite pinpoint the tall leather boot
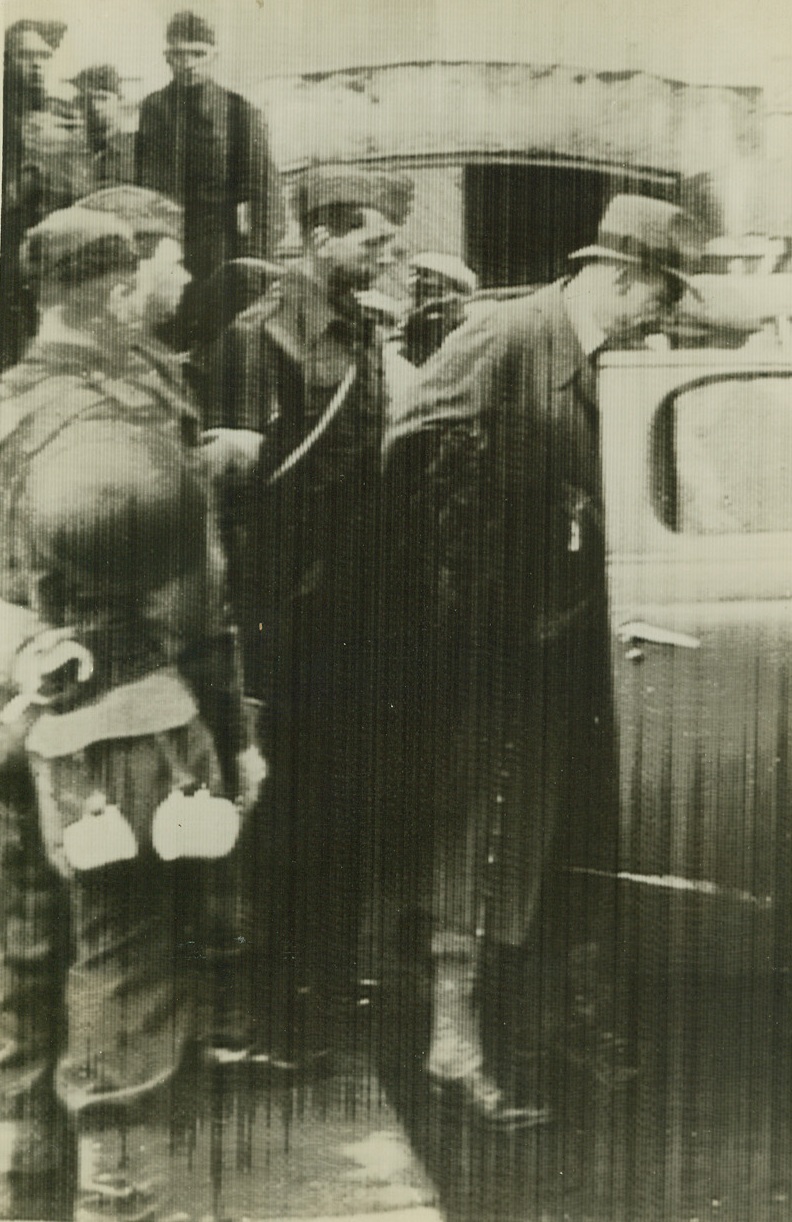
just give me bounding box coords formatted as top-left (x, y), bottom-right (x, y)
top-left (427, 930), bottom-right (550, 1131)
top-left (74, 1102), bottom-right (198, 1222)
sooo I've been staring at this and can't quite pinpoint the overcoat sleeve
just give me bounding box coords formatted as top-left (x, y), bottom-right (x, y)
top-left (382, 305), bottom-right (523, 689)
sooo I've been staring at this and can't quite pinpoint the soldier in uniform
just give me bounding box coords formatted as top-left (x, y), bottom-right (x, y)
top-left (383, 196), bottom-right (701, 1128)
top-left (0, 188), bottom-right (264, 1221)
top-left (1, 21), bottom-right (93, 371)
top-left (70, 65), bottom-right (136, 190)
top-left (202, 165), bottom-right (413, 1068)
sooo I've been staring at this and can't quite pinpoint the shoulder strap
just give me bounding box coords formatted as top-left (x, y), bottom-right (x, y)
top-left (268, 364), bottom-right (357, 486)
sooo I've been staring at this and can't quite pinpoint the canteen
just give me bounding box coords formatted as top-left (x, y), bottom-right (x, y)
top-left (62, 796), bottom-right (138, 871)
top-left (152, 786), bottom-right (241, 862)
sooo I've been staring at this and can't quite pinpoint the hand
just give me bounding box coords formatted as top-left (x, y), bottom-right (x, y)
top-left (237, 201), bottom-right (251, 237)
top-left (235, 743), bottom-right (268, 814)
top-left (199, 429), bottom-right (263, 478)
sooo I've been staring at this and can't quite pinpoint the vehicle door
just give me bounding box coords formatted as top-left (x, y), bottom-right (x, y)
top-left (599, 352), bottom-right (792, 978)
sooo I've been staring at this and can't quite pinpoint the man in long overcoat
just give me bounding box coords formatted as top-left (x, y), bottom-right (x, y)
top-left (382, 195), bottom-right (701, 1127)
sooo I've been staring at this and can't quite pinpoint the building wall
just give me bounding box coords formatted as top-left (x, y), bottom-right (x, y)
top-left (261, 62), bottom-right (763, 178)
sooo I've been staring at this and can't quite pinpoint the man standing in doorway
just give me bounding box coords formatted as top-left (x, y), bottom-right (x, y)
top-left (135, 9), bottom-right (284, 343)
top-left (383, 195), bottom-right (701, 1127)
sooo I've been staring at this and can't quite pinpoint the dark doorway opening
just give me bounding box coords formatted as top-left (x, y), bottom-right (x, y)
top-left (464, 163), bottom-right (679, 289)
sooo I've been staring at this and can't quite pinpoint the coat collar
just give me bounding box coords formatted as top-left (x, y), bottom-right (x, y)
top-left (532, 279), bottom-right (592, 390)
top-left (163, 76), bottom-right (227, 118)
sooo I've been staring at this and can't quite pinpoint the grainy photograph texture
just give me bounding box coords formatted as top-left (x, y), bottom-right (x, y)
top-left (1, 1), bottom-right (792, 1219)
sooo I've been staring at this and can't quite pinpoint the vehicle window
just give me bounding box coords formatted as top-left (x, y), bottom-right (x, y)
top-left (656, 375), bottom-right (792, 533)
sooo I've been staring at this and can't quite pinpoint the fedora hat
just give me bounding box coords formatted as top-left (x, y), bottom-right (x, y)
top-left (569, 195), bottom-right (703, 284)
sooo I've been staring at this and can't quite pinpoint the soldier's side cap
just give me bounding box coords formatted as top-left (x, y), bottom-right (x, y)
top-left (6, 20), bottom-right (65, 52)
top-left (77, 187), bottom-right (184, 244)
top-left (167, 10), bottom-right (215, 45)
top-left (70, 64), bottom-right (123, 94)
top-left (295, 166), bottom-right (414, 227)
top-left (409, 252), bottom-right (478, 294)
top-left (23, 206), bottom-right (138, 283)
top-left (569, 194), bottom-right (703, 283)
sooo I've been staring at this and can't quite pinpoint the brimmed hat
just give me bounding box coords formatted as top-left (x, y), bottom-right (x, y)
top-left (70, 64), bottom-right (123, 95)
top-left (295, 166), bottom-right (414, 228)
top-left (569, 195), bottom-right (703, 284)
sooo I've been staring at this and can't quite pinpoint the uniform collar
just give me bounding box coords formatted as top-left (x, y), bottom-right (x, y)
top-left (21, 333), bottom-right (197, 414)
top-left (267, 263), bottom-right (356, 359)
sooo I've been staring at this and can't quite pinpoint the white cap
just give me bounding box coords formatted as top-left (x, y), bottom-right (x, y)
top-left (408, 252), bottom-right (478, 294)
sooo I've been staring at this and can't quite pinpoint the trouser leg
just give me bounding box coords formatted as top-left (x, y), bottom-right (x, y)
top-left (56, 860), bottom-right (193, 1113)
top-left (0, 758), bottom-right (71, 1220)
top-left (61, 861), bottom-right (209, 1221)
top-left (427, 931), bottom-right (483, 1081)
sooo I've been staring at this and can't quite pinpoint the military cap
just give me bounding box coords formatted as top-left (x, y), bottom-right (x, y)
top-left (70, 64), bottom-right (123, 95)
top-left (166, 10), bottom-right (215, 45)
top-left (6, 19), bottom-right (66, 53)
top-left (23, 206), bottom-right (139, 286)
top-left (294, 166), bottom-right (414, 228)
top-left (77, 187), bottom-right (184, 245)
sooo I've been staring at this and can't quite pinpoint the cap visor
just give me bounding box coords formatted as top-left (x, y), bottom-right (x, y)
top-left (228, 257), bottom-right (287, 277)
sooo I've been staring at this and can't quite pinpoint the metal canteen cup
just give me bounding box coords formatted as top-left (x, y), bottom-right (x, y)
top-left (62, 793), bottom-right (138, 871)
top-left (151, 786), bottom-right (241, 861)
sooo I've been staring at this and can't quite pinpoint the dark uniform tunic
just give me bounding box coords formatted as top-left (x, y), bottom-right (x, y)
top-left (218, 264), bottom-right (385, 1000)
top-left (383, 281), bottom-right (619, 949)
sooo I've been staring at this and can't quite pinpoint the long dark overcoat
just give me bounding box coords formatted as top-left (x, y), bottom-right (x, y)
top-left (382, 281), bottom-right (619, 947)
top-left (135, 79), bottom-right (284, 279)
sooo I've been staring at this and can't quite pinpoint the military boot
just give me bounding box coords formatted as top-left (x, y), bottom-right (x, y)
top-left (427, 930), bottom-right (550, 1131)
top-left (75, 1112), bottom-right (177, 1222)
